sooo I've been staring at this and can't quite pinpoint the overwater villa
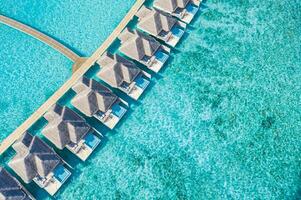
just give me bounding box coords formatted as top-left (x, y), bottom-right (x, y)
top-left (0, 167), bottom-right (35, 200)
top-left (153, 0), bottom-right (201, 24)
top-left (42, 104), bottom-right (102, 161)
top-left (71, 76), bottom-right (128, 129)
top-left (96, 52), bottom-right (151, 100)
top-left (8, 132), bottom-right (71, 196)
top-left (118, 28), bottom-right (171, 73)
top-left (136, 6), bottom-right (186, 47)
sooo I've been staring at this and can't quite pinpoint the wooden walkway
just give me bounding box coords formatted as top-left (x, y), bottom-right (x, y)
top-left (0, 15), bottom-right (80, 62)
top-left (0, 0), bottom-right (145, 155)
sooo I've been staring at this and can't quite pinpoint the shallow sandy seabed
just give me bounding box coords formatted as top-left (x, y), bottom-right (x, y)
top-left (0, 0), bottom-right (301, 199)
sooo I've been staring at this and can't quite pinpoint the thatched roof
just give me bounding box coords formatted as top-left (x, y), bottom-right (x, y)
top-left (71, 76), bottom-right (117, 116)
top-left (136, 6), bottom-right (177, 36)
top-left (118, 28), bottom-right (160, 60)
top-left (97, 52), bottom-right (140, 87)
top-left (0, 167), bottom-right (31, 200)
top-left (8, 132), bottom-right (60, 183)
top-left (42, 104), bottom-right (91, 150)
top-left (154, 0), bottom-right (190, 12)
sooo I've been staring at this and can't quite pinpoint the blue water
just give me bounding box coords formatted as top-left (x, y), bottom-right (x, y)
top-left (136, 77), bottom-right (150, 90)
top-left (1, 0), bottom-right (301, 200)
top-left (0, 0), bottom-right (135, 141)
top-left (155, 51), bottom-right (169, 63)
top-left (112, 104), bottom-right (127, 119)
top-left (187, 3), bottom-right (199, 15)
top-left (53, 165), bottom-right (71, 183)
top-left (84, 133), bottom-right (100, 150)
top-left (171, 26), bottom-right (185, 38)
top-left (0, 25), bottom-right (71, 142)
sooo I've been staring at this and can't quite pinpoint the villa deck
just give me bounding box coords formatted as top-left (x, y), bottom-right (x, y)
top-left (8, 132), bottom-right (72, 196)
top-left (136, 6), bottom-right (187, 47)
top-left (0, 0), bottom-right (146, 155)
top-left (0, 0), bottom-right (204, 198)
top-left (33, 164), bottom-right (71, 196)
top-left (42, 104), bottom-right (103, 161)
top-left (96, 52), bottom-right (151, 100)
top-left (66, 130), bottom-right (102, 161)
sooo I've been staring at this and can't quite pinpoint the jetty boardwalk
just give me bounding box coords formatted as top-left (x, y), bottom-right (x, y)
top-left (0, 0), bottom-right (202, 197)
top-left (0, 15), bottom-right (82, 62)
top-left (0, 0), bottom-right (146, 155)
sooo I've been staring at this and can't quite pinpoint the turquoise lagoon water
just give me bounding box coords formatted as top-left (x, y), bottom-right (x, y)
top-left (0, 0), bottom-right (135, 141)
top-left (1, 0), bottom-right (301, 199)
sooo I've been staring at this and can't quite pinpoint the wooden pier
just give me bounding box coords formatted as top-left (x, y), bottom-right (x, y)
top-left (0, 15), bottom-right (81, 62)
top-left (0, 0), bottom-right (145, 155)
